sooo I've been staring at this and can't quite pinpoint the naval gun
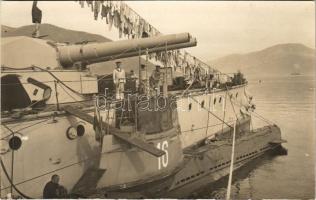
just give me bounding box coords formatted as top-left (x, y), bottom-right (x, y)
top-left (57, 33), bottom-right (197, 68)
top-left (1, 32), bottom-right (197, 107)
top-left (1, 32), bottom-right (196, 70)
top-left (1, 32), bottom-right (197, 110)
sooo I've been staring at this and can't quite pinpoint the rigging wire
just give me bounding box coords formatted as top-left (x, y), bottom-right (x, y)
top-left (222, 86), bottom-right (276, 126)
top-left (221, 89), bottom-right (228, 134)
top-left (1, 118), bottom-right (52, 140)
top-left (225, 85), bottom-right (240, 122)
top-left (204, 92), bottom-right (212, 138)
top-left (0, 145), bottom-right (104, 193)
top-left (189, 96), bottom-right (233, 129)
top-left (0, 158), bottom-right (31, 199)
top-left (230, 97), bottom-right (275, 126)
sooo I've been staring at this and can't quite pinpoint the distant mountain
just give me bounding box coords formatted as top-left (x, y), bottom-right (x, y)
top-left (1, 25), bottom-right (16, 35)
top-left (1, 24), bottom-right (156, 75)
top-left (2, 24), bottom-right (111, 43)
top-left (207, 43), bottom-right (315, 78)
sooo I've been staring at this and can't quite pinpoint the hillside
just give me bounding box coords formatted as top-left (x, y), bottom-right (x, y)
top-left (1, 24), bottom-right (156, 75)
top-left (2, 24), bottom-right (111, 43)
top-left (1, 25), bottom-right (16, 35)
top-left (208, 43), bottom-right (315, 78)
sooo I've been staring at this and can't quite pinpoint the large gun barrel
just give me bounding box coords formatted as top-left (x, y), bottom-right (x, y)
top-left (57, 33), bottom-right (192, 67)
top-left (85, 38), bottom-right (197, 65)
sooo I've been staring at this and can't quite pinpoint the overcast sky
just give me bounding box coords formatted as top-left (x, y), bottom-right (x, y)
top-left (1, 1), bottom-right (315, 60)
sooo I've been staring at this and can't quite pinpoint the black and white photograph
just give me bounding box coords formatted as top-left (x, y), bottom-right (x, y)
top-left (0, 1), bottom-right (315, 199)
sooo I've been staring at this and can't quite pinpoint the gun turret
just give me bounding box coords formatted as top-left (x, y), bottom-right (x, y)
top-left (57, 33), bottom-right (194, 68)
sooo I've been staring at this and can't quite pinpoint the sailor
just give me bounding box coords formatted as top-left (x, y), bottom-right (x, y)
top-left (43, 174), bottom-right (60, 199)
top-left (139, 64), bottom-right (148, 94)
top-left (31, 1), bottom-right (42, 38)
top-left (208, 73), bottom-right (214, 90)
top-left (113, 61), bottom-right (126, 100)
top-left (150, 65), bottom-right (161, 96)
top-left (194, 66), bottom-right (201, 81)
top-left (129, 69), bottom-right (139, 92)
top-left (130, 70), bottom-right (137, 79)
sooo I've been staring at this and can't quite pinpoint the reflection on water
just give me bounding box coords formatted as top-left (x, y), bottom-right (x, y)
top-left (199, 75), bottom-right (315, 199)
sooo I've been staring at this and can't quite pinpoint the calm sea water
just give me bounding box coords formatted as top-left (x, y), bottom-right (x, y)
top-left (199, 75), bottom-right (315, 199)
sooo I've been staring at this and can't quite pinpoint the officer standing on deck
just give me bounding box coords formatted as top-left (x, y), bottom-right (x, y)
top-left (113, 61), bottom-right (126, 100)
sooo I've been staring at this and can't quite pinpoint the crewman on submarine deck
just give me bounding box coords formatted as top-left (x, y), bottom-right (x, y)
top-left (113, 61), bottom-right (126, 100)
top-left (139, 64), bottom-right (148, 95)
top-left (149, 65), bottom-right (161, 96)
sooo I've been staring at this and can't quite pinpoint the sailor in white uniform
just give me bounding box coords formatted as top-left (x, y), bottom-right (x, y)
top-left (113, 61), bottom-right (126, 100)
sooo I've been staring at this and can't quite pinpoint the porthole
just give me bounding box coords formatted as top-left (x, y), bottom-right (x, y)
top-left (219, 97), bottom-right (222, 103)
top-left (236, 92), bottom-right (238, 98)
top-left (230, 94), bottom-right (233, 99)
top-left (213, 98), bottom-right (217, 105)
top-left (201, 100), bottom-right (205, 108)
top-left (66, 127), bottom-right (77, 140)
top-left (77, 124), bottom-right (85, 136)
top-left (9, 136), bottom-right (22, 150)
top-left (188, 103), bottom-right (192, 111)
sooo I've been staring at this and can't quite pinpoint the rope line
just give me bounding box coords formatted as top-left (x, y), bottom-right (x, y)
top-left (221, 89), bottom-right (228, 134)
top-left (1, 118), bottom-right (52, 140)
top-left (0, 158), bottom-right (32, 198)
top-left (204, 93), bottom-right (212, 138)
top-left (0, 146), bottom-right (108, 192)
top-left (189, 96), bottom-right (233, 129)
top-left (252, 111), bottom-right (275, 125)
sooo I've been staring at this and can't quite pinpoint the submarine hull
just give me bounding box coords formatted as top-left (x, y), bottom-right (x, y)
top-left (84, 120), bottom-right (285, 199)
top-left (165, 123), bottom-right (285, 198)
